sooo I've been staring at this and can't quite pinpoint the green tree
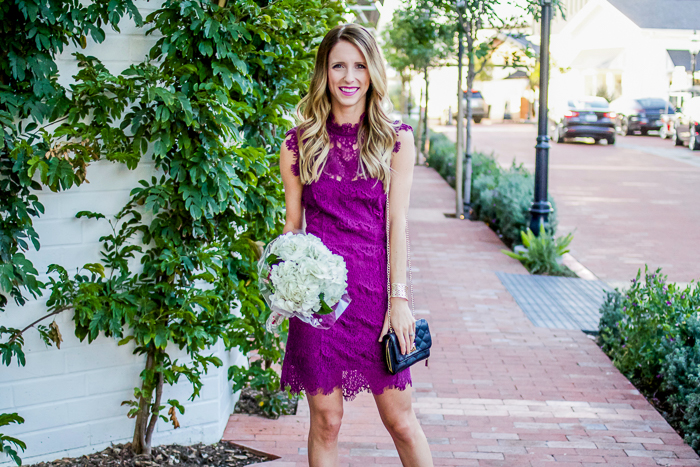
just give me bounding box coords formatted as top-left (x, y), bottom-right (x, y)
top-left (1, 0), bottom-right (345, 460)
top-left (382, 1), bottom-right (451, 159)
top-left (1, 2), bottom-right (143, 463)
top-left (382, 8), bottom-right (416, 118)
top-left (426, 0), bottom-right (561, 217)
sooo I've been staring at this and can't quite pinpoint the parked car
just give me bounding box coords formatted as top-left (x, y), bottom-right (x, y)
top-left (663, 88), bottom-right (700, 139)
top-left (672, 96), bottom-right (700, 150)
top-left (610, 97), bottom-right (674, 136)
top-left (549, 96), bottom-right (616, 144)
top-left (442, 90), bottom-right (490, 124)
top-left (659, 113), bottom-right (677, 139)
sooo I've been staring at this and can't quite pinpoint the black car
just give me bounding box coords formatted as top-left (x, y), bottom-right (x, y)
top-left (610, 97), bottom-right (675, 135)
top-left (672, 96), bottom-right (700, 150)
top-left (550, 97), bottom-right (616, 144)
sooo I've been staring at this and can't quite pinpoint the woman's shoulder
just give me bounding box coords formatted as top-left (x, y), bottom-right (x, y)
top-left (284, 126), bottom-right (300, 149)
top-left (392, 120), bottom-right (413, 134)
top-left (391, 120), bottom-right (414, 153)
top-left (282, 126), bottom-right (301, 176)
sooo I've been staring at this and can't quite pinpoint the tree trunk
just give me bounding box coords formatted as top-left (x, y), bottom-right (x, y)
top-left (400, 73), bottom-right (408, 117)
top-left (455, 14), bottom-right (464, 217)
top-left (144, 371), bottom-right (164, 450)
top-left (463, 21), bottom-right (474, 218)
top-left (131, 349), bottom-right (164, 456)
top-left (132, 351), bottom-right (155, 455)
top-left (422, 67), bottom-right (430, 159)
top-left (415, 86), bottom-right (424, 164)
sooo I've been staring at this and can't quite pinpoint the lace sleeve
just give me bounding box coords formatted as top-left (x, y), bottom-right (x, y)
top-left (392, 122), bottom-right (414, 153)
top-left (284, 127), bottom-right (300, 177)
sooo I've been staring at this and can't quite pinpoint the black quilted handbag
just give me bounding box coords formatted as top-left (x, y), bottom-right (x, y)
top-left (383, 318), bottom-right (431, 375)
top-left (382, 196), bottom-right (432, 375)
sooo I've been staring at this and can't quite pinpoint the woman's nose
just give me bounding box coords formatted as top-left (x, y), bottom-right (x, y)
top-left (344, 69), bottom-right (356, 84)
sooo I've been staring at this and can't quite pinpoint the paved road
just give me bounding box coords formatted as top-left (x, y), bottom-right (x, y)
top-left (437, 122), bottom-right (700, 285)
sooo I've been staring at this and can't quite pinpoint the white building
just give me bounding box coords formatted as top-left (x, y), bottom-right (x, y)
top-left (549, 0), bottom-right (700, 105)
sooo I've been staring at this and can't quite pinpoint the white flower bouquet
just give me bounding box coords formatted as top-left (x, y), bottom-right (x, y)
top-left (258, 232), bottom-right (351, 331)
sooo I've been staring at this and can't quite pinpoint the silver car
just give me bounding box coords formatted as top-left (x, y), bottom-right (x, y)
top-left (441, 90), bottom-right (490, 124)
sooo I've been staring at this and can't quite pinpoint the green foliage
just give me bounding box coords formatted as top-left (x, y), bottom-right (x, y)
top-left (598, 267), bottom-right (700, 451)
top-left (0, 413), bottom-right (26, 466)
top-left (229, 360), bottom-right (293, 419)
top-left (382, 2), bottom-right (451, 114)
top-left (426, 133), bottom-right (558, 247)
top-left (597, 289), bottom-right (624, 355)
top-left (0, 0), bottom-right (143, 312)
top-left (501, 224), bottom-right (574, 276)
top-left (1, 1), bottom-right (142, 460)
top-left (1, 0), bottom-right (345, 456)
top-left (425, 132), bottom-right (456, 186)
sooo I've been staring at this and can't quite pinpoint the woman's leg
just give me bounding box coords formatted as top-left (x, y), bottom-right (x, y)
top-left (374, 387), bottom-right (433, 467)
top-left (307, 387), bottom-right (344, 467)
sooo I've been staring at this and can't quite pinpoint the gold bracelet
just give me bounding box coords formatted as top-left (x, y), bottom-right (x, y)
top-left (390, 282), bottom-right (408, 300)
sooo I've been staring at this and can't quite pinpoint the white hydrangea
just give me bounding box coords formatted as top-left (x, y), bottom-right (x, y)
top-left (266, 233), bottom-right (348, 317)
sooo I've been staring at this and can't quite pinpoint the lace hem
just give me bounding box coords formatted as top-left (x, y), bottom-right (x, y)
top-left (281, 370), bottom-right (412, 401)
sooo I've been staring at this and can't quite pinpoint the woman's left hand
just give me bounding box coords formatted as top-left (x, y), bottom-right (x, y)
top-left (386, 298), bottom-right (416, 355)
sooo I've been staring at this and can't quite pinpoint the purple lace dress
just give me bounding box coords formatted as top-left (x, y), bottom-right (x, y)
top-left (280, 114), bottom-right (413, 401)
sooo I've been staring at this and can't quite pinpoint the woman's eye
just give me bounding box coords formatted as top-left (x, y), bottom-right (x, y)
top-left (357, 64), bottom-right (366, 69)
top-left (333, 64), bottom-right (343, 69)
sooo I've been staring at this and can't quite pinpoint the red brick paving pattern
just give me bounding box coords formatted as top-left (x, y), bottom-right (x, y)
top-left (223, 167), bottom-right (699, 466)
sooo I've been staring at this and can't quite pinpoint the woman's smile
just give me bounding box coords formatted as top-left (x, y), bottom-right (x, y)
top-left (339, 86), bottom-right (359, 96)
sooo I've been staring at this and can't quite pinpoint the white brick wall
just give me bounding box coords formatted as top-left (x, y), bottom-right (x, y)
top-left (0, 3), bottom-right (248, 464)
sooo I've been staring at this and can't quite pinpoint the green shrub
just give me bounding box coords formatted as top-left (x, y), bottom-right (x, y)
top-left (501, 224), bottom-right (575, 276)
top-left (490, 167), bottom-right (534, 245)
top-left (598, 267), bottom-right (700, 451)
top-left (425, 133), bottom-right (558, 248)
top-left (426, 132), bottom-right (456, 186)
top-left (597, 290), bottom-right (624, 355)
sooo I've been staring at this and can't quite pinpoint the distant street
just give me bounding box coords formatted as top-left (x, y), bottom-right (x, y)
top-left (436, 122), bottom-right (700, 285)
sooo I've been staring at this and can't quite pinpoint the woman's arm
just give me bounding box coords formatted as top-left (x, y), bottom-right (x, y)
top-left (378, 128), bottom-right (416, 355)
top-left (280, 132), bottom-right (304, 234)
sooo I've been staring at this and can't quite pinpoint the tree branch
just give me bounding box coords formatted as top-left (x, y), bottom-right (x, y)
top-left (145, 371), bottom-right (163, 447)
top-left (6, 306), bottom-right (71, 345)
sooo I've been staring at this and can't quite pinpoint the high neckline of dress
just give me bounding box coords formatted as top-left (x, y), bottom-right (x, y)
top-left (327, 112), bottom-right (365, 136)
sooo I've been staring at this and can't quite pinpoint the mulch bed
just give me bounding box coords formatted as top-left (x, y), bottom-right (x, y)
top-left (233, 387), bottom-right (298, 419)
top-left (27, 441), bottom-right (276, 467)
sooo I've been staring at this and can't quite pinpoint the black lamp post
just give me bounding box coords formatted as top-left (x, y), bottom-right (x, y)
top-left (529, 0), bottom-right (554, 234)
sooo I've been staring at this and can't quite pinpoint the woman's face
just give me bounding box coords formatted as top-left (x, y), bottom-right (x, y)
top-left (327, 40), bottom-right (370, 111)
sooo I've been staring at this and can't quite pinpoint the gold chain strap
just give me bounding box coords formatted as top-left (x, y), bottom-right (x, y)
top-left (386, 194), bottom-right (414, 334)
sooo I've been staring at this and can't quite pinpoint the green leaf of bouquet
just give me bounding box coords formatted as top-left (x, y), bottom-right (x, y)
top-left (317, 295), bottom-right (334, 315)
top-left (266, 253), bottom-right (280, 266)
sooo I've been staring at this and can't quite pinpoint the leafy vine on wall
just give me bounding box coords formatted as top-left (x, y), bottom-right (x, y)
top-left (0, 0), bottom-right (345, 462)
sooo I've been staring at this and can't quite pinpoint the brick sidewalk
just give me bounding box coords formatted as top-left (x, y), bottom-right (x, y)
top-left (223, 166), bottom-right (699, 466)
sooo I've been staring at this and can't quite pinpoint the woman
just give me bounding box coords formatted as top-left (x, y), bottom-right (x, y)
top-left (279, 23), bottom-right (433, 466)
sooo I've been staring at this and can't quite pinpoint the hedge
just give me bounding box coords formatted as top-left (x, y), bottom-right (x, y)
top-left (598, 268), bottom-right (700, 450)
top-left (425, 131), bottom-right (557, 248)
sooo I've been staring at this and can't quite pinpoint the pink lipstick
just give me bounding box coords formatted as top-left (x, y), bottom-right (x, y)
top-left (340, 86), bottom-right (358, 96)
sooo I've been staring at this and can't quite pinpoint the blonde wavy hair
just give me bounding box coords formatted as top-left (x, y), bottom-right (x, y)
top-left (294, 23), bottom-right (399, 192)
